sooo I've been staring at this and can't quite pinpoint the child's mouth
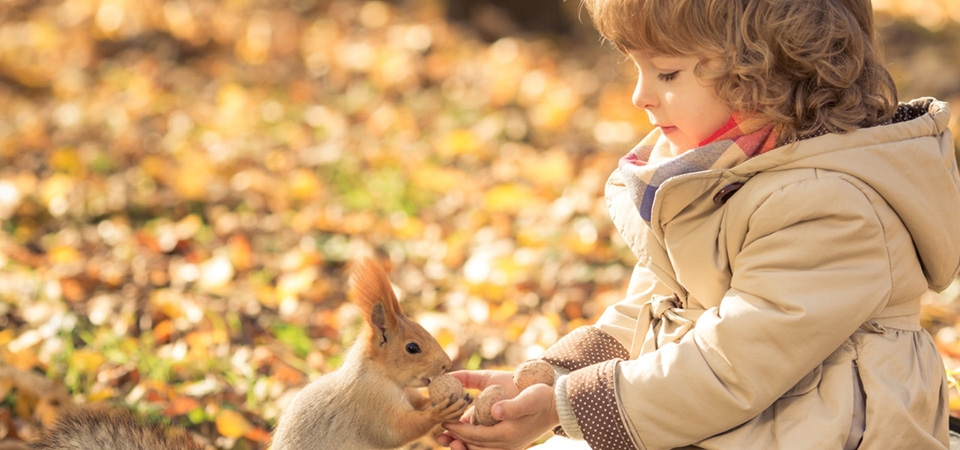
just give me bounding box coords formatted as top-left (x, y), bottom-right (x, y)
top-left (659, 125), bottom-right (677, 134)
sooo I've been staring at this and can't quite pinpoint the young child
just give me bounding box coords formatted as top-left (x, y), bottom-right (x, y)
top-left (439, 0), bottom-right (960, 449)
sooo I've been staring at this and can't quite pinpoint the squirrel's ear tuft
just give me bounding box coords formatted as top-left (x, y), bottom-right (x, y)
top-left (350, 257), bottom-right (402, 332)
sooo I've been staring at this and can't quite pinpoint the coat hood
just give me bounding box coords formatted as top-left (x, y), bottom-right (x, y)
top-left (707, 98), bottom-right (960, 290)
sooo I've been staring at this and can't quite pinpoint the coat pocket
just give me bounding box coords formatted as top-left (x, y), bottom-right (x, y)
top-left (773, 362), bottom-right (855, 449)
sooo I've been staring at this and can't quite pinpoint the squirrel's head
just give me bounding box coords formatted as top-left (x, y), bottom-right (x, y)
top-left (350, 258), bottom-right (452, 389)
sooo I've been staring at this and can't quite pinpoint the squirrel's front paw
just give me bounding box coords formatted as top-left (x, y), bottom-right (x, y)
top-left (429, 392), bottom-right (472, 422)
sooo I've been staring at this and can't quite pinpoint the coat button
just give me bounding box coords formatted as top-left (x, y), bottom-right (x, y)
top-left (713, 182), bottom-right (745, 205)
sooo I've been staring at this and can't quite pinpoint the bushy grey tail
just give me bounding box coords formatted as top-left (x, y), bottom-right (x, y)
top-left (32, 406), bottom-right (203, 450)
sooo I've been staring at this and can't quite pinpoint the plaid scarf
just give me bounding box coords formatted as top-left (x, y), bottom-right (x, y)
top-left (619, 113), bottom-right (778, 222)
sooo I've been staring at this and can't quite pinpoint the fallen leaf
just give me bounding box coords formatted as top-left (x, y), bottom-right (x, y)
top-left (215, 408), bottom-right (253, 438)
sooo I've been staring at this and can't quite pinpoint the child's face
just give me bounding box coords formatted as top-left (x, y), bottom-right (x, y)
top-left (627, 51), bottom-right (732, 154)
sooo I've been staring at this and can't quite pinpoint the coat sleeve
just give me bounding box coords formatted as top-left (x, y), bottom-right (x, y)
top-left (541, 263), bottom-right (668, 442)
top-left (565, 175), bottom-right (895, 449)
top-left (593, 263), bottom-right (676, 349)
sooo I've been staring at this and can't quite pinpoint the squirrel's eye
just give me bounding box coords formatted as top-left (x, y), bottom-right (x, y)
top-left (405, 343), bottom-right (421, 354)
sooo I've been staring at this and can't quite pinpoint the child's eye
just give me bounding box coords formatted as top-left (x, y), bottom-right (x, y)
top-left (658, 71), bottom-right (679, 82)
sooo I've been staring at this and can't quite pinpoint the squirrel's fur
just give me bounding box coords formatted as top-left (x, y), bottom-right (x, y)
top-left (270, 258), bottom-right (470, 450)
top-left (31, 405), bottom-right (203, 450)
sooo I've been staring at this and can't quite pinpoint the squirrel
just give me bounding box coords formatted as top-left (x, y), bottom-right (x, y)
top-left (270, 257), bottom-right (471, 450)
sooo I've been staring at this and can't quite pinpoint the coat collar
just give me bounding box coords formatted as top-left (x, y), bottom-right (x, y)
top-left (607, 98), bottom-right (960, 290)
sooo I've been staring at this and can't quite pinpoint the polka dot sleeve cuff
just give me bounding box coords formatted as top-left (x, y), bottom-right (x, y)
top-left (566, 359), bottom-right (638, 450)
top-left (542, 326), bottom-right (630, 371)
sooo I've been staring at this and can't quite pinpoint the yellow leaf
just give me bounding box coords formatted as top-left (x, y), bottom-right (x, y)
top-left (48, 245), bottom-right (81, 265)
top-left (175, 214), bottom-right (203, 240)
top-left (515, 226), bottom-right (548, 248)
top-left (529, 85), bottom-right (580, 131)
top-left (435, 329), bottom-right (456, 349)
top-left (491, 299), bottom-right (519, 324)
top-left (276, 267), bottom-right (318, 299)
top-left (412, 166), bottom-right (468, 194)
top-left (391, 215), bottom-right (424, 240)
top-left (173, 154), bottom-right (213, 200)
top-left (151, 289), bottom-right (192, 320)
top-left (39, 173), bottom-right (74, 210)
top-left (437, 129), bottom-right (482, 158)
top-left (5, 348), bottom-right (40, 371)
top-left (0, 329), bottom-right (14, 346)
top-left (139, 155), bottom-right (170, 183)
top-left (217, 83), bottom-right (250, 114)
top-left (287, 168), bottom-right (323, 201)
top-left (70, 348), bottom-right (106, 375)
top-left (216, 408), bottom-right (253, 438)
top-left (520, 150), bottom-right (573, 190)
top-left (255, 284), bottom-right (279, 308)
top-left (597, 84), bottom-right (650, 124)
top-left (88, 387), bottom-right (117, 402)
top-left (483, 183), bottom-right (538, 213)
top-left (50, 148), bottom-right (83, 175)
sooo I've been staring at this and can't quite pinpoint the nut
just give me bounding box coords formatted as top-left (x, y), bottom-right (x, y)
top-left (472, 385), bottom-right (506, 426)
top-left (428, 373), bottom-right (465, 404)
top-left (513, 360), bottom-right (554, 390)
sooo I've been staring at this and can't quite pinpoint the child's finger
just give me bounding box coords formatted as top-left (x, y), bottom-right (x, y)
top-left (448, 370), bottom-right (511, 391)
top-left (435, 431), bottom-right (454, 446)
top-left (446, 370), bottom-right (483, 388)
top-left (492, 384), bottom-right (552, 421)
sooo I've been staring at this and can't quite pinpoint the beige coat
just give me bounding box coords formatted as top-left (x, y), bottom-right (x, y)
top-left (552, 99), bottom-right (960, 449)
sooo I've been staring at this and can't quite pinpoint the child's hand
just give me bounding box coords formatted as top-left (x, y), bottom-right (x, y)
top-left (436, 371), bottom-right (559, 450)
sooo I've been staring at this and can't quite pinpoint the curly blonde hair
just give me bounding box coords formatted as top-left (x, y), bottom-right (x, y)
top-left (581, 0), bottom-right (898, 142)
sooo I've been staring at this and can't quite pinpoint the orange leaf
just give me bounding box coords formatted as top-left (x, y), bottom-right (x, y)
top-left (227, 234), bottom-right (254, 272)
top-left (59, 277), bottom-right (87, 302)
top-left (165, 396), bottom-right (201, 417)
top-left (153, 320), bottom-right (174, 344)
top-left (244, 426), bottom-right (273, 443)
top-left (216, 409), bottom-right (253, 438)
top-left (47, 245), bottom-right (80, 265)
top-left (272, 362), bottom-right (305, 386)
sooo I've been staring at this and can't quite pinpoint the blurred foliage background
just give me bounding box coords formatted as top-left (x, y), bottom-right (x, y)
top-left (0, 0), bottom-right (958, 448)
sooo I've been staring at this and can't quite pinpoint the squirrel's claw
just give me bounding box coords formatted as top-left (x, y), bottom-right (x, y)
top-left (429, 393), bottom-right (470, 422)
top-left (448, 393), bottom-right (473, 404)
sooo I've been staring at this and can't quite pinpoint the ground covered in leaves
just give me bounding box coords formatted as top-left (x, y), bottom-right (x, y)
top-left (1, 0), bottom-right (959, 449)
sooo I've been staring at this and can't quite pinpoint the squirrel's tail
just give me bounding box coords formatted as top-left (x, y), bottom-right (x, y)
top-left (32, 405), bottom-right (203, 450)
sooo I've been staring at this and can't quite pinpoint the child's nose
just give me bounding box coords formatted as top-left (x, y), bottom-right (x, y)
top-left (632, 76), bottom-right (656, 110)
